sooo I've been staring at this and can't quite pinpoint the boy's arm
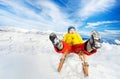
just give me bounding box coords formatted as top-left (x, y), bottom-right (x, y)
top-left (77, 33), bottom-right (84, 43)
top-left (62, 34), bottom-right (67, 42)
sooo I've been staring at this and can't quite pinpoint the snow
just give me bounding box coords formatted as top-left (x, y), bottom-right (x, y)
top-left (115, 39), bottom-right (120, 45)
top-left (0, 27), bottom-right (120, 79)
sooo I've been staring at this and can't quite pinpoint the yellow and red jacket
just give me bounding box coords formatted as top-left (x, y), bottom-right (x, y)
top-left (54, 33), bottom-right (97, 56)
top-left (62, 33), bottom-right (84, 46)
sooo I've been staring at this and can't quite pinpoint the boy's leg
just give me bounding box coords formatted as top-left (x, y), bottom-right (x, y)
top-left (85, 30), bottom-right (102, 52)
top-left (49, 33), bottom-right (63, 50)
top-left (49, 33), bottom-right (72, 53)
top-left (49, 33), bottom-right (72, 72)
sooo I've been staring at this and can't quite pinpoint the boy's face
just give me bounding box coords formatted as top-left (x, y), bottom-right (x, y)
top-left (69, 29), bottom-right (76, 34)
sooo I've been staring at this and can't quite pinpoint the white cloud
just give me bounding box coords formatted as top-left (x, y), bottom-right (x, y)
top-left (78, 30), bottom-right (90, 37)
top-left (85, 20), bottom-right (120, 28)
top-left (0, 0), bottom-right (118, 32)
top-left (36, 1), bottom-right (74, 27)
top-left (78, 29), bottom-right (120, 40)
top-left (104, 30), bottom-right (120, 35)
top-left (100, 30), bottom-right (120, 39)
top-left (79, 0), bottom-right (116, 19)
top-left (0, 0), bottom-right (75, 31)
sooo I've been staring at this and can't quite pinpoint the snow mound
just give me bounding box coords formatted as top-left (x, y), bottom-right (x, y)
top-left (0, 27), bottom-right (120, 79)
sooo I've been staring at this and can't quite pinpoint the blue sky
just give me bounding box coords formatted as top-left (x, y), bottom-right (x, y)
top-left (0, 0), bottom-right (120, 40)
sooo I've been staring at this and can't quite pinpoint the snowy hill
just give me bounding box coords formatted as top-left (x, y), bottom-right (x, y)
top-left (0, 27), bottom-right (120, 79)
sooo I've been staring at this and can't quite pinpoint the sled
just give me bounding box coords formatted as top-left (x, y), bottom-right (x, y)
top-left (79, 51), bottom-right (89, 77)
top-left (57, 50), bottom-right (68, 72)
top-left (82, 62), bottom-right (89, 77)
top-left (58, 50), bottom-right (89, 77)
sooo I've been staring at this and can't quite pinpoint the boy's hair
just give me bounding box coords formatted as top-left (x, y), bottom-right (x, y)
top-left (68, 26), bottom-right (76, 33)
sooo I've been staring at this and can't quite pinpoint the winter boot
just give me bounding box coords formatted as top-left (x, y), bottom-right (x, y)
top-left (49, 33), bottom-right (63, 50)
top-left (89, 30), bottom-right (102, 49)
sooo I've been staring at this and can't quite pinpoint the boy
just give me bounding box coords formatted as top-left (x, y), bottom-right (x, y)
top-left (49, 26), bottom-right (101, 76)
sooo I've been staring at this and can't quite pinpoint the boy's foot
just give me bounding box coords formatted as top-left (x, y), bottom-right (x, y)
top-left (90, 30), bottom-right (102, 49)
top-left (49, 33), bottom-right (63, 50)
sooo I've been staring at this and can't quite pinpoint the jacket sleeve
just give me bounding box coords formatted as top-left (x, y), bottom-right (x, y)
top-left (77, 33), bottom-right (84, 43)
top-left (62, 34), bottom-right (67, 42)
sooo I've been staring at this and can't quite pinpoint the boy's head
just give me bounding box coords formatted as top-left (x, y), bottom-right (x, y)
top-left (68, 26), bottom-right (76, 34)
